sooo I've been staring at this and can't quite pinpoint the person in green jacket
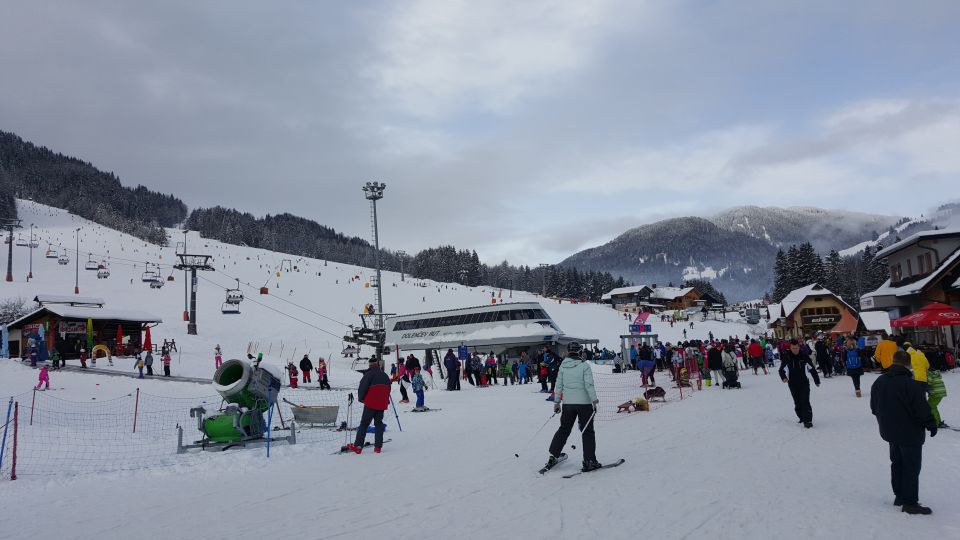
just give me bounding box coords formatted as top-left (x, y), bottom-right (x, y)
top-left (927, 370), bottom-right (947, 428)
top-left (547, 342), bottom-right (601, 472)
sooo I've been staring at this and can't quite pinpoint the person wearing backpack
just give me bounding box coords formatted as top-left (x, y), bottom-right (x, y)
top-left (845, 337), bottom-right (864, 398)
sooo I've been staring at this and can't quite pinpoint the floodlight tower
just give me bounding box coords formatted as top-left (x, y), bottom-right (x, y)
top-left (363, 181), bottom-right (386, 331)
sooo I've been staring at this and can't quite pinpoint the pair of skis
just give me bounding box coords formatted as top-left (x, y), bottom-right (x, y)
top-left (539, 453), bottom-right (626, 478)
top-left (333, 439), bottom-right (392, 454)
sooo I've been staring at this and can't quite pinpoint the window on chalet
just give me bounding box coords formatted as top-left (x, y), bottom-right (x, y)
top-left (891, 264), bottom-right (902, 282)
top-left (907, 259), bottom-right (913, 277)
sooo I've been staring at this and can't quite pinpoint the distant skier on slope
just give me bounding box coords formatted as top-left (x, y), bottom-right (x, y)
top-left (546, 342), bottom-right (602, 473)
top-left (779, 338), bottom-right (820, 428)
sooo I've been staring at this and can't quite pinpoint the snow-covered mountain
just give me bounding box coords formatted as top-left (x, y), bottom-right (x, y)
top-left (562, 206), bottom-right (903, 301)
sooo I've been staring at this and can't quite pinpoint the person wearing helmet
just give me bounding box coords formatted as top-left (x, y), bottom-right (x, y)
top-left (546, 342), bottom-right (601, 472)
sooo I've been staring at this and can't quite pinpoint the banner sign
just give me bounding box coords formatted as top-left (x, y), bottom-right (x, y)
top-left (59, 322), bottom-right (87, 334)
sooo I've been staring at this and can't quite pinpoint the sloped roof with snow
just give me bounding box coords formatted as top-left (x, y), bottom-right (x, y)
top-left (601, 285), bottom-right (650, 301)
top-left (862, 247), bottom-right (960, 301)
top-left (34, 294), bottom-right (105, 306)
top-left (859, 311), bottom-right (892, 333)
top-left (7, 305), bottom-right (163, 328)
top-left (779, 283), bottom-right (856, 319)
top-left (650, 287), bottom-right (694, 300)
top-left (875, 227), bottom-right (960, 258)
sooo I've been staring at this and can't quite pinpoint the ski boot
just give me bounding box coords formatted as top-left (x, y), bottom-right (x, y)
top-left (542, 453), bottom-right (566, 472)
top-left (803, 421), bottom-right (813, 429)
top-left (856, 389), bottom-right (862, 398)
top-left (345, 443), bottom-right (362, 454)
top-left (374, 447), bottom-right (382, 454)
top-left (582, 458), bottom-right (603, 472)
top-left (902, 504), bottom-right (932, 515)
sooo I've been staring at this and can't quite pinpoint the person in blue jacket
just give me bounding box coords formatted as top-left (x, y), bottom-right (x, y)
top-left (443, 349), bottom-right (460, 391)
top-left (844, 337), bottom-right (864, 398)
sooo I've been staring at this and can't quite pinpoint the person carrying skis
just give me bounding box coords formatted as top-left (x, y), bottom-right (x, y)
top-left (300, 354), bottom-right (314, 384)
top-left (779, 338), bottom-right (820, 428)
top-left (346, 357), bottom-right (391, 454)
top-left (870, 350), bottom-right (937, 515)
top-left (547, 342), bottom-right (602, 472)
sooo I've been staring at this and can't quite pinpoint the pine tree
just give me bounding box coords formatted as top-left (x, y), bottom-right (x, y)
top-left (772, 249), bottom-right (789, 302)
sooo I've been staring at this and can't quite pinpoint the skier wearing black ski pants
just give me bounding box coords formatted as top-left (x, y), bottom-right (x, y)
top-left (779, 339), bottom-right (820, 428)
top-left (547, 343), bottom-right (602, 472)
top-left (348, 358), bottom-right (391, 453)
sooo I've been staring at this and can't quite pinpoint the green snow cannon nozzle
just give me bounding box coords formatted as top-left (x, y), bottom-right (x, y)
top-left (212, 358), bottom-right (281, 413)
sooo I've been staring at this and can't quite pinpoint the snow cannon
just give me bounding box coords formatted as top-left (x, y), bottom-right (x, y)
top-left (188, 356), bottom-right (283, 445)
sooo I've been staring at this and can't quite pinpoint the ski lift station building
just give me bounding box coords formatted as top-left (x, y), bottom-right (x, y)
top-left (385, 301), bottom-right (597, 358)
top-left (4, 295), bottom-right (162, 359)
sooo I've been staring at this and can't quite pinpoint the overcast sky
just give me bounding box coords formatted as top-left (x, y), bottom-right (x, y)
top-left (2, 1), bottom-right (959, 265)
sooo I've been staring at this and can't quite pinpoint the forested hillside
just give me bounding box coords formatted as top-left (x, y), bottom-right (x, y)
top-left (0, 130), bottom-right (186, 244)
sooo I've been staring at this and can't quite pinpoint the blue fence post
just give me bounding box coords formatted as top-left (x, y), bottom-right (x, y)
top-left (266, 390), bottom-right (274, 458)
top-left (0, 398), bottom-right (12, 470)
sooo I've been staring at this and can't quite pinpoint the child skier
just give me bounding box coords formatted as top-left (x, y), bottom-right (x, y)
top-left (162, 351), bottom-right (172, 377)
top-left (286, 362), bottom-right (299, 388)
top-left (135, 353), bottom-right (144, 379)
top-left (316, 358), bottom-right (331, 389)
top-left (412, 367), bottom-right (428, 411)
top-left (518, 359), bottom-right (529, 384)
top-left (79, 348), bottom-right (88, 368)
top-left (36, 365), bottom-right (50, 390)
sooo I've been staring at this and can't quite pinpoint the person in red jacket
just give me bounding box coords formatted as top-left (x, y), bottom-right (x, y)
top-left (285, 362), bottom-right (299, 389)
top-left (347, 357), bottom-right (391, 454)
top-left (748, 339), bottom-right (767, 375)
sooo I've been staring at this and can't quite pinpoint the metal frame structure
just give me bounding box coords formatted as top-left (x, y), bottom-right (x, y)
top-left (174, 254), bottom-right (214, 335)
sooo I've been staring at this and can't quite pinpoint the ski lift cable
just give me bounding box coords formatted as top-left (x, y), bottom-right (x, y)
top-left (213, 268), bottom-right (351, 328)
top-left (196, 273), bottom-right (344, 339)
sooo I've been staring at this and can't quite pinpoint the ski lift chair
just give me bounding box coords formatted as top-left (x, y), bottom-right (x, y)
top-left (58, 255), bottom-right (70, 265)
top-left (149, 278), bottom-right (164, 289)
top-left (97, 268), bottom-right (110, 279)
top-left (221, 302), bottom-right (241, 315)
top-left (141, 270), bottom-right (159, 282)
top-left (84, 256), bottom-right (98, 271)
top-left (15, 236), bottom-right (28, 247)
top-left (45, 247), bottom-right (58, 258)
top-left (225, 279), bottom-right (244, 305)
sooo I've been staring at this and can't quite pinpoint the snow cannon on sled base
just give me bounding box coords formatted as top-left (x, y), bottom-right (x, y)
top-left (177, 356), bottom-right (296, 452)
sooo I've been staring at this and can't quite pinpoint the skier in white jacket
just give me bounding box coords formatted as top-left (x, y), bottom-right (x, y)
top-left (546, 342), bottom-right (602, 472)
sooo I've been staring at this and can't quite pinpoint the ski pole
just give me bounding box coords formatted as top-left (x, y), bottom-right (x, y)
top-left (389, 393), bottom-right (403, 432)
top-left (579, 409), bottom-right (597, 434)
top-left (514, 411), bottom-right (557, 458)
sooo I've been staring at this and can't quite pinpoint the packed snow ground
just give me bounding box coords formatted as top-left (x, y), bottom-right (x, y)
top-left (2, 361), bottom-right (958, 540)
top-left (4, 200), bottom-right (957, 539)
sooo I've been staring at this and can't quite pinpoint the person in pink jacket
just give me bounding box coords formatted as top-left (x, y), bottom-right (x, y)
top-left (37, 366), bottom-right (50, 390)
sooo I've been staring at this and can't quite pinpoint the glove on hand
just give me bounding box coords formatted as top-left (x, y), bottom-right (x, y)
top-left (592, 400), bottom-right (599, 412)
top-left (553, 403), bottom-right (561, 414)
top-left (929, 426), bottom-right (937, 438)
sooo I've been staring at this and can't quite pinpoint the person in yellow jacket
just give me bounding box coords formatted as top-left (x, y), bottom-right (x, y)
top-left (905, 342), bottom-right (929, 385)
top-left (874, 336), bottom-right (898, 370)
